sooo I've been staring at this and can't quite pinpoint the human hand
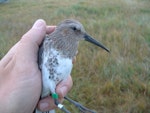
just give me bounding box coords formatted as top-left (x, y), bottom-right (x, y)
top-left (0, 19), bottom-right (73, 113)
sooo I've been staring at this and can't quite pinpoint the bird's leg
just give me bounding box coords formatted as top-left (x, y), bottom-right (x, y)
top-left (64, 96), bottom-right (96, 113)
top-left (51, 93), bottom-right (70, 113)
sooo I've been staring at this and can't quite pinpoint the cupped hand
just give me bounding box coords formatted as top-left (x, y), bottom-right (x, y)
top-left (0, 19), bottom-right (73, 113)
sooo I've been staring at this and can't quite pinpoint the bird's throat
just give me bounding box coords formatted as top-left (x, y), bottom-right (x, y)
top-left (47, 34), bottom-right (79, 59)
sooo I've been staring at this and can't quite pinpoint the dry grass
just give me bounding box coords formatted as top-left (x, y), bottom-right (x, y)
top-left (0, 0), bottom-right (150, 113)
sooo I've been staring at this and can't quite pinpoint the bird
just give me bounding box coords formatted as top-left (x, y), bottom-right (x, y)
top-left (36, 19), bottom-right (110, 113)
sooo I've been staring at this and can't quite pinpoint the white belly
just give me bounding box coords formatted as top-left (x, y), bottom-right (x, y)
top-left (41, 49), bottom-right (73, 97)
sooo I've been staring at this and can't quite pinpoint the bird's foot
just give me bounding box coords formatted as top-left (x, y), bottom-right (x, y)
top-left (64, 96), bottom-right (96, 113)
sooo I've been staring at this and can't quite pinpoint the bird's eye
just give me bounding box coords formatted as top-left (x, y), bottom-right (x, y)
top-left (71, 26), bottom-right (81, 32)
top-left (72, 27), bottom-right (77, 31)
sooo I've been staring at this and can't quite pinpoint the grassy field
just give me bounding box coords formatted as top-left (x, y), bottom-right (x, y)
top-left (0, 0), bottom-right (150, 113)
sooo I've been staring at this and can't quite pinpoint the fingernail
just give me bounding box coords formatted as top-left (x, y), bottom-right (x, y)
top-left (39, 102), bottom-right (49, 110)
top-left (60, 86), bottom-right (67, 97)
top-left (32, 19), bottom-right (46, 29)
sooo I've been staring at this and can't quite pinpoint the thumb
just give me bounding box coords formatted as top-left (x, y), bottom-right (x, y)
top-left (16, 19), bottom-right (46, 62)
top-left (21, 19), bottom-right (46, 46)
top-left (0, 19), bottom-right (46, 67)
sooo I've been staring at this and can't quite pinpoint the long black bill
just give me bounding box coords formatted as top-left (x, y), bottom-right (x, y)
top-left (84, 34), bottom-right (110, 52)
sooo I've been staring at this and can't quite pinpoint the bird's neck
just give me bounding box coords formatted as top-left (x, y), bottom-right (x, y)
top-left (49, 34), bottom-right (79, 59)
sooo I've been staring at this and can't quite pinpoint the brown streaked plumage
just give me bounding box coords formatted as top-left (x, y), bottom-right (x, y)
top-left (36, 19), bottom-right (109, 113)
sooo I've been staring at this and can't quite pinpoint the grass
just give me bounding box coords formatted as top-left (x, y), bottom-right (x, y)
top-left (0, 0), bottom-right (150, 112)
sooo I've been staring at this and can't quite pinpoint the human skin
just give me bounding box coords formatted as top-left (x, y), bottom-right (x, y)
top-left (0, 19), bottom-right (73, 113)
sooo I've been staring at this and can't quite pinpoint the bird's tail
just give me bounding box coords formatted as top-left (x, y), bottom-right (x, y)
top-left (35, 109), bottom-right (55, 113)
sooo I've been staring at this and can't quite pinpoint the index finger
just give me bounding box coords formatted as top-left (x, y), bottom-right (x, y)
top-left (46, 26), bottom-right (56, 34)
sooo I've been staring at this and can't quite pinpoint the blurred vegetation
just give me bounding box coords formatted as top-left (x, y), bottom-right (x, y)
top-left (0, 0), bottom-right (150, 113)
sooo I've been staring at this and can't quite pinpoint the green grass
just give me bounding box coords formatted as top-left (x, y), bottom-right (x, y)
top-left (0, 0), bottom-right (150, 113)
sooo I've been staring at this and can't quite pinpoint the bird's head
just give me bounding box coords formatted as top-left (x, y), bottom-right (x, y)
top-left (56, 19), bottom-right (110, 52)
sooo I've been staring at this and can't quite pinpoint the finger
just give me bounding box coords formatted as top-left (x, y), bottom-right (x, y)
top-left (37, 76), bottom-right (73, 111)
top-left (21, 19), bottom-right (46, 46)
top-left (15, 19), bottom-right (47, 64)
top-left (0, 22), bottom-right (56, 68)
top-left (37, 96), bottom-right (56, 112)
top-left (72, 50), bottom-right (78, 64)
top-left (46, 26), bottom-right (56, 34)
top-left (0, 19), bottom-right (46, 67)
top-left (72, 56), bottom-right (76, 64)
top-left (56, 76), bottom-right (73, 98)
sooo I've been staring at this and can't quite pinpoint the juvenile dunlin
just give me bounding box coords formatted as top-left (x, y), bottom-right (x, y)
top-left (36, 19), bottom-right (109, 113)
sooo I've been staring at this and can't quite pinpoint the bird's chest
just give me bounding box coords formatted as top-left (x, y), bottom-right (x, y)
top-left (41, 49), bottom-right (73, 88)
